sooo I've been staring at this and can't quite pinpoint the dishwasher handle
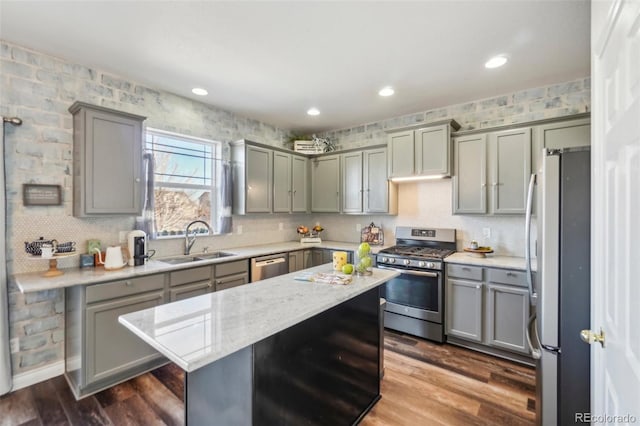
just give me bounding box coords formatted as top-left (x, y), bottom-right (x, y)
top-left (254, 257), bottom-right (286, 267)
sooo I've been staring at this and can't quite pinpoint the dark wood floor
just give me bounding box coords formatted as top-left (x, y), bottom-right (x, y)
top-left (0, 331), bottom-right (536, 425)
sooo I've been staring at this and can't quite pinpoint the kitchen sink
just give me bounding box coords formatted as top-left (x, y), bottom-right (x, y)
top-left (157, 252), bottom-right (235, 264)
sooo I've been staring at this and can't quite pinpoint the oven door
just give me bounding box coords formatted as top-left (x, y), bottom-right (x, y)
top-left (378, 266), bottom-right (442, 324)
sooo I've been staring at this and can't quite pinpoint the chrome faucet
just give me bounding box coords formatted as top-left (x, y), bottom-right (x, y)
top-left (184, 220), bottom-right (213, 255)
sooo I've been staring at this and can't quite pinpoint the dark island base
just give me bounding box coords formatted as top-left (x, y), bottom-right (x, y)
top-left (185, 288), bottom-right (381, 426)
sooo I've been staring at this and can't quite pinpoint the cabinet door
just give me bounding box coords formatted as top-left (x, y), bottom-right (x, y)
top-left (291, 155), bottom-right (308, 213)
top-left (83, 108), bottom-right (143, 215)
top-left (486, 283), bottom-right (530, 354)
top-left (341, 151), bottom-right (363, 213)
top-left (453, 134), bottom-right (487, 214)
top-left (216, 273), bottom-right (249, 291)
top-left (311, 155), bottom-right (340, 212)
top-left (415, 124), bottom-right (450, 176)
top-left (273, 151), bottom-right (292, 213)
top-left (170, 281), bottom-right (213, 301)
top-left (246, 145), bottom-right (272, 213)
top-left (446, 278), bottom-right (483, 342)
top-left (85, 291), bottom-right (164, 386)
top-left (311, 249), bottom-right (324, 266)
top-left (490, 128), bottom-right (531, 214)
top-left (303, 250), bottom-right (314, 269)
top-left (363, 148), bottom-right (389, 213)
top-left (288, 250), bottom-right (305, 273)
top-left (387, 130), bottom-right (414, 177)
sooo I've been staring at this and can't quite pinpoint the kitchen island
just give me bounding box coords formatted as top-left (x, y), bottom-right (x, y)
top-left (119, 265), bottom-right (399, 426)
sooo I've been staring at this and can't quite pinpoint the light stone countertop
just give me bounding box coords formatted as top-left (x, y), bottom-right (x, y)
top-left (118, 265), bottom-right (399, 372)
top-left (12, 240), bottom-right (391, 293)
top-left (445, 252), bottom-right (537, 272)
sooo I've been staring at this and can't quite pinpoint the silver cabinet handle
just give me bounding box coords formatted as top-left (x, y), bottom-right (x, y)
top-left (476, 285), bottom-right (481, 289)
top-left (125, 280), bottom-right (132, 286)
top-left (462, 267), bottom-right (470, 271)
top-left (506, 272), bottom-right (516, 277)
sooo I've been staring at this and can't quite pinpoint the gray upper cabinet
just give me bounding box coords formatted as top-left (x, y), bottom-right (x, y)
top-left (453, 127), bottom-right (531, 215)
top-left (311, 154), bottom-right (341, 212)
top-left (274, 152), bottom-right (308, 213)
top-left (291, 155), bottom-right (308, 213)
top-left (273, 151), bottom-right (292, 213)
top-left (341, 151), bottom-right (364, 213)
top-left (341, 147), bottom-right (397, 215)
top-left (388, 130), bottom-right (415, 177)
top-left (387, 120), bottom-right (459, 179)
top-left (415, 124), bottom-right (452, 176)
top-left (489, 128), bottom-right (531, 214)
top-left (69, 102), bottom-right (145, 217)
top-left (231, 141), bottom-right (273, 214)
top-left (453, 134), bottom-right (487, 214)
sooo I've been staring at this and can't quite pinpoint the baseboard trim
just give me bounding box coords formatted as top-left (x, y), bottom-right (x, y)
top-left (12, 360), bottom-right (64, 391)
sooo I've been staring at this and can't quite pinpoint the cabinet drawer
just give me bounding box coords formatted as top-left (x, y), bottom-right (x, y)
top-left (86, 274), bottom-right (165, 304)
top-left (216, 273), bottom-right (248, 291)
top-left (170, 266), bottom-right (212, 287)
top-left (447, 264), bottom-right (483, 281)
top-left (487, 268), bottom-right (526, 287)
top-left (216, 260), bottom-right (249, 277)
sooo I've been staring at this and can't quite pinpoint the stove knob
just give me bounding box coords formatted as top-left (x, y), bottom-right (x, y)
top-left (403, 259), bottom-right (411, 266)
top-left (427, 262), bottom-right (435, 269)
top-left (388, 258), bottom-right (396, 264)
top-left (381, 257), bottom-right (388, 263)
top-left (418, 261), bottom-right (426, 268)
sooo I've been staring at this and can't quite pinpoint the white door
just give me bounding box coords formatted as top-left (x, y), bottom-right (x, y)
top-left (591, 0), bottom-right (640, 421)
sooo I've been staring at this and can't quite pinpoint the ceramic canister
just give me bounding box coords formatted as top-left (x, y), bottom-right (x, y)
top-left (332, 251), bottom-right (348, 271)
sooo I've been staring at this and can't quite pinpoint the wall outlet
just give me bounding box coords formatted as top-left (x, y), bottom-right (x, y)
top-left (356, 223), bottom-right (361, 232)
top-left (278, 223), bottom-right (283, 231)
top-left (237, 225), bottom-right (243, 235)
top-left (118, 231), bottom-right (128, 243)
top-left (10, 338), bottom-right (19, 354)
top-left (482, 227), bottom-right (491, 240)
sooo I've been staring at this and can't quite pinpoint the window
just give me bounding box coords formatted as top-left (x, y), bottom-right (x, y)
top-left (145, 129), bottom-right (221, 237)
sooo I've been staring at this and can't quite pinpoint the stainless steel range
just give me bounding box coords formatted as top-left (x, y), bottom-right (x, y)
top-left (377, 227), bottom-right (456, 342)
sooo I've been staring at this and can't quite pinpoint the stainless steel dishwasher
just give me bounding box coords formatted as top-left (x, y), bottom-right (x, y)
top-left (250, 253), bottom-right (288, 282)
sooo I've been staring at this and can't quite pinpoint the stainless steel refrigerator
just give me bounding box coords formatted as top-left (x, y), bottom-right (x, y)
top-left (525, 147), bottom-right (591, 425)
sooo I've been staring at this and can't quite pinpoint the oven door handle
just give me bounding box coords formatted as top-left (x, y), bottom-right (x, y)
top-left (377, 265), bottom-right (438, 278)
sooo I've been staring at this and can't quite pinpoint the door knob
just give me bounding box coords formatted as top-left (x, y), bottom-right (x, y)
top-left (580, 328), bottom-right (605, 347)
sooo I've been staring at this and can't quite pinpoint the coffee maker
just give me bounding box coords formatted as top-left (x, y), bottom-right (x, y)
top-left (127, 230), bottom-right (148, 266)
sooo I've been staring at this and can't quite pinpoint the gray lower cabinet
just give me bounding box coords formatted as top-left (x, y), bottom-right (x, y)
top-left (65, 274), bottom-right (168, 399)
top-left (69, 102), bottom-right (145, 217)
top-left (288, 250), bottom-right (306, 273)
top-left (446, 264), bottom-right (531, 357)
top-left (169, 265), bottom-right (214, 301)
top-left (215, 259), bottom-right (249, 291)
top-left (446, 276), bottom-right (484, 342)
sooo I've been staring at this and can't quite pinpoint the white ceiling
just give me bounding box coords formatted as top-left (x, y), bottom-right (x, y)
top-left (0, 1), bottom-right (590, 133)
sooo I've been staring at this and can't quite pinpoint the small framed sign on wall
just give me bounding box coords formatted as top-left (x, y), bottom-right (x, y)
top-left (23, 184), bottom-right (62, 206)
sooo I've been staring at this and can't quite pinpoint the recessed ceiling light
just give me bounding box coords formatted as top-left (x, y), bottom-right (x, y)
top-left (485, 55), bottom-right (508, 69)
top-left (307, 107), bottom-right (320, 116)
top-left (379, 86), bottom-right (395, 97)
top-left (192, 87), bottom-right (208, 96)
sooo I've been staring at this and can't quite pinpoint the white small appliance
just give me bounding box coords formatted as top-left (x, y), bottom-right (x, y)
top-left (127, 230), bottom-right (148, 266)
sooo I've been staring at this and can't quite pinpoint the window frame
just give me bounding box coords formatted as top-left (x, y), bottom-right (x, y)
top-left (145, 127), bottom-right (222, 239)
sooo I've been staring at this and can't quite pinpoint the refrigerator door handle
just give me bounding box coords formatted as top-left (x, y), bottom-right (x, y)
top-left (525, 173), bottom-right (538, 304)
top-left (526, 312), bottom-right (542, 359)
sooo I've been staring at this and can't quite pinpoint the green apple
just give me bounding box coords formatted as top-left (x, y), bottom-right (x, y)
top-left (357, 242), bottom-right (371, 258)
top-left (359, 256), bottom-right (372, 268)
top-left (342, 263), bottom-right (354, 274)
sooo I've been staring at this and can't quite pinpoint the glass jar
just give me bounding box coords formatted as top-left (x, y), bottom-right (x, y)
top-left (354, 251), bottom-right (373, 276)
